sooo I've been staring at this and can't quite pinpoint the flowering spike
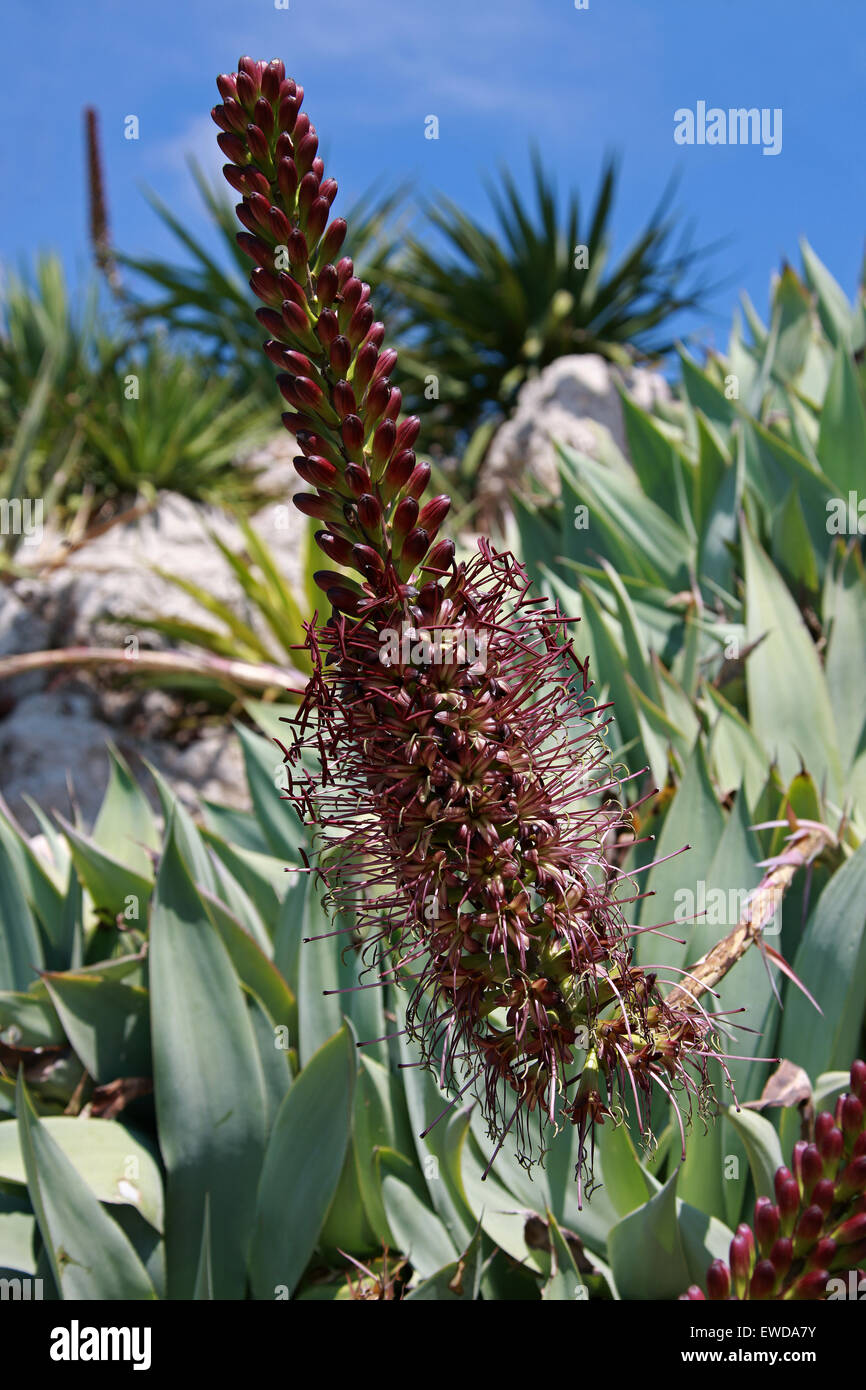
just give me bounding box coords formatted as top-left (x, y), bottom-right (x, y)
top-left (213, 58), bottom-right (733, 1186)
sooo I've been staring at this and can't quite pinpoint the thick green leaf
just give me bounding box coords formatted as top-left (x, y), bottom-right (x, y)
top-left (14, 1075), bottom-right (156, 1300)
top-left (249, 1024), bottom-right (355, 1299)
top-left (55, 817), bottom-right (153, 923)
top-left (817, 343), bottom-right (866, 493)
top-left (43, 973), bottom-right (151, 1082)
top-left (778, 841), bottom-right (866, 1076)
top-left (0, 1116), bottom-right (163, 1230)
top-left (149, 823), bottom-right (267, 1298)
top-left (91, 745), bottom-right (159, 878)
top-left (0, 840), bottom-right (44, 991)
top-left (382, 1173), bottom-right (457, 1280)
top-left (608, 1167), bottom-right (732, 1300)
top-left (726, 1106), bottom-right (785, 1201)
top-left (741, 522), bottom-right (841, 795)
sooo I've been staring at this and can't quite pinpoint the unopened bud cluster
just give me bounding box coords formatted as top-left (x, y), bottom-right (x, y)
top-left (683, 1061), bottom-right (866, 1301)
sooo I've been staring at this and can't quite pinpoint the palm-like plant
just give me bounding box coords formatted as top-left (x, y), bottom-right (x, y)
top-left (385, 153), bottom-right (720, 468)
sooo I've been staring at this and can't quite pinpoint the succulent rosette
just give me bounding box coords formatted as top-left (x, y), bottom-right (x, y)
top-left (212, 57), bottom-right (721, 1190)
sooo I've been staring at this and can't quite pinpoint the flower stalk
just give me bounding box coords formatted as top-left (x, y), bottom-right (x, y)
top-left (212, 58), bottom-right (752, 1184)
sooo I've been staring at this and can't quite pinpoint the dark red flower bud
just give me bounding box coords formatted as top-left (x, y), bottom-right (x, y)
top-left (262, 339), bottom-right (291, 370)
top-left (330, 336), bottom-right (352, 376)
top-left (395, 416), bottom-right (422, 452)
top-left (365, 376), bottom-right (391, 427)
top-left (314, 569), bottom-right (354, 594)
top-left (295, 130), bottom-right (319, 176)
top-left (333, 380), bottom-right (357, 420)
top-left (281, 299), bottom-right (312, 339)
top-left (278, 94), bottom-right (301, 134)
top-left (298, 171), bottom-right (319, 220)
top-left (347, 302), bottom-right (374, 348)
top-left (218, 132), bottom-right (248, 165)
top-left (835, 1156), bottom-right (866, 1200)
top-left (418, 495), bottom-right (451, 539)
top-left (293, 493), bottom-right (342, 523)
top-left (768, 1236), bottom-right (792, 1278)
top-left (223, 163), bottom-right (260, 195)
top-left (316, 264), bottom-right (339, 306)
top-left (250, 191), bottom-right (274, 227)
top-left (405, 463), bottom-right (431, 500)
top-left (341, 414), bottom-right (365, 459)
top-left (749, 1260), bottom-right (776, 1299)
top-left (277, 157), bottom-right (298, 204)
top-left (833, 1212), bottom-right (866, 1246)
top-left (384, 450), bottom-right (416, 493)
top-left (815, 1112), bottom-right (835, 1146)
top-left (312, 156), bottom-right (325, 180)
top-left (238, 56), bottom-right (262, 81)
top-left (819, 1126), bottom-right (844, 1178)
top-left (371, 418), bottom-right (397, 468)
top-left (705, 1260), bottom-right (730, 1300)
top-left (249, 266), bottom-right (283, 305)
top-left (423, 539), bottom-right (456, 574)
top-left (315, 531), bottom-right (354, 565)
top-left (398, 528), bottom-right (430, 576)
top-left (789, 1270), bottom-right (829, 1300)
top-left (336, 256), bottom-right (354, 287)
top-left (353, 343), bottom-right (379, 397)
top-left (246, 124), bottom-right (271, 165)
top-left (773, 1168), bottom-right (799, 1234)
top-left (841, 1095), bottom-right (864, 1145)
top-left (319, 178), bottom-right (338, 206)
top-left (384, 386), bottom-right (402, 420)
top-left (254, 98), bottom-right (274, 138)
top-left (372, 348), bottom-right (399, 383)
top-left (318, 218), bottom-right (348, 266)
top-left (306, 198), bottom-right (329, 246)
top-left (754, 1197), bottom-right (780, 1256)
top-left (295, 430), bottom-right (336, 460)
top-left (216, 73), bottom-right (238, 102)
top-left (806, 1237), bottom-right (836, 1270)
top-left (237, 232), bottom-right (272, 268)
top-left (393, 499), bottom-right (419, 540)
top-left (327, 585), bottom-right (362, 616)
top-left (357, 494), bottom-right (382, 533)
top-left (340, 277), bottom-right (364, 314)
top-left (287, 228), bottom-right (309, 270)
top-left (293, 455), bottom-right (338, 489)
top-left (236, 202), bottom-right (260, 235)
top-left (345, 464), bottom-right (372, 497)
top-left (261, 59), bottom-right (285, 102)
top-left (268, 205), bottom-right (292, 243)
top-left (793, 1205), bottom-right (825, 1255)
top-left (292, 112), bottom-right (311, 144)
top-left (236, 70), bottom-right (258, 111)
top-left (211, 104), bottom-right (236, 135)
top-left (351, 544), bottom-right (384, 576)
top-left (730, 1226), bottom-right (754, 1299)
top-left (364, 321), bottom-right (386, 349)
top-left (315, 309), bottom-right (339, 347)
top-left (810, 1178), bottom-right (835, 1213)
top-left (681, 1286), bottom-right (705, 1301)
top-left (256, 307), bottom-right (287, 338)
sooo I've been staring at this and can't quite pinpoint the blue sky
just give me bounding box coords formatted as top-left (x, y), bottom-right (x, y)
top-left (3, 0), bottom-right (865, 350)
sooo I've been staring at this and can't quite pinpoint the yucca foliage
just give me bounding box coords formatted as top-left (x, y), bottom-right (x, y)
top-left (386, 153), bottom-right (717, 466)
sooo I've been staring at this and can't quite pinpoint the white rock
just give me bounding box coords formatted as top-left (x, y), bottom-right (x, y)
top-left (480, 354), bottom-right (671, 507)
